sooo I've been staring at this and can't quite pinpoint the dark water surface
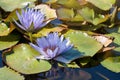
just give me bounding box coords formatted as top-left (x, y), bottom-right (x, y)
top-left (0, 53), bottom-right (120, 80)
top-left (25, 65), bottom-right (120, 80)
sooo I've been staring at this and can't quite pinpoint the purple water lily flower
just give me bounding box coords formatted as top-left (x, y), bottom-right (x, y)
top-left (14, 8), bottom-right (49, 32)
top-left (30, 32), bottom-right (73, 60)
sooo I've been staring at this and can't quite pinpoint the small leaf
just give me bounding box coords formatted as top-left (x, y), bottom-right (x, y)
top-left (0, 23), bottom-right (9, 36)
top-left (0, 67), bottom-right (24, 80)
top-left (101, 56), bottom-right (120, 73)
top-left (3, 44), bottom-right (51, 74)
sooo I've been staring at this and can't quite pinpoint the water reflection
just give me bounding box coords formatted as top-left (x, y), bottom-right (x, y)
top-left (25, 66), bottom-right (91, 80)
top-left (25, 64), bottom-right (120, 80)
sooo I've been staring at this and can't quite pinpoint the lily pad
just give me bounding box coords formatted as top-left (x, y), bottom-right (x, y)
top-left (87, 0), bottom-right (116, 10)
top-left (0, 33), bottom-right (20, 50)
top-left (32, 25), bottom-right (67, 38)
top-left (79, 7), bottom-right (109, 25)
top-left (65, 30), bottom-right (103, 57)
top-left (57, 8), bottom-right (74, 20)
top-left (35, 4), bottom-right (57, 20)
top-left (0, 0), bottom-right (35, 11)
top-left (101, 56), bottom-right (120, 73)
top-left (0, 67), bottom-right (24, 80)
top-left (0, 23), bottom-right (10, 36)
top-left (4, 44), bottom-right (51, 74)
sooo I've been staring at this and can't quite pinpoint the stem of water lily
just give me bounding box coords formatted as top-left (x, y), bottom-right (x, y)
top-left (28, 32), bottom-right (33, 42)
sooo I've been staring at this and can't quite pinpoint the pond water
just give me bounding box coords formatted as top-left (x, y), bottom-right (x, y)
top-left (0, 53), bottom-right (120, 80)
top-left (24, 64), bottom-right (120, 80)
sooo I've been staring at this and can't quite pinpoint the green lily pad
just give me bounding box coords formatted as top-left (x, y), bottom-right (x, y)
top-left (0, 23), bottom-right (9, 36)
top-left (0, 0), bottom-right (35, 11)
top-left (65, 30), bottom-right (103, 57)
top-left (4, 44), bottom-right (51, 74)
top-left (79, 7), bottom-right (109, 25)
top-left (0, 67), bottom-right (24, 80)
top-left (87, 0), bottom-right (116, 10)
top-left (0, 33), bottom-right (20, 50)
top-left (101, 56), bottom-right (120, 73)
top-left (35, 4), bottom-right (57, 20)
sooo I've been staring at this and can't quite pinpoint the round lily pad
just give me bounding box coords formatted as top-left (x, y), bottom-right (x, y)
top-left (3, 44), bottom-right (51, 74)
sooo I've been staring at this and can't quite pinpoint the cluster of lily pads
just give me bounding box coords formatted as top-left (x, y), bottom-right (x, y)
top-left (0, 0), bottom-right (120, 80)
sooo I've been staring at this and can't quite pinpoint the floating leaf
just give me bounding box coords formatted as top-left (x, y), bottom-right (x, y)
top-left (0, 22), bottom-right (15, 36)
top-left (32, 25), bottom-right (67, 38)
top-left (35, 4), bottom-right (57, 20)
top-left (4, 44), bottom-right (51, 74)
top-left (57, 8), bottom-right (74, 20)
top-left (87, 0), bottom-right (116, 10)
top-left (0, 33), bottom-right (20, 50)
top-left (65, 30), bottom-right (103, 57)
top-left (79, 7), bottom-right (110, 25)
top-left (101, 56), bottom-right (120, 73)
top-left (79, 7), bottom-right (94, 23)
top-left (0, 67), bottom-right (24, 80)
top-left (0, 0), bottom-right (35, 11)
